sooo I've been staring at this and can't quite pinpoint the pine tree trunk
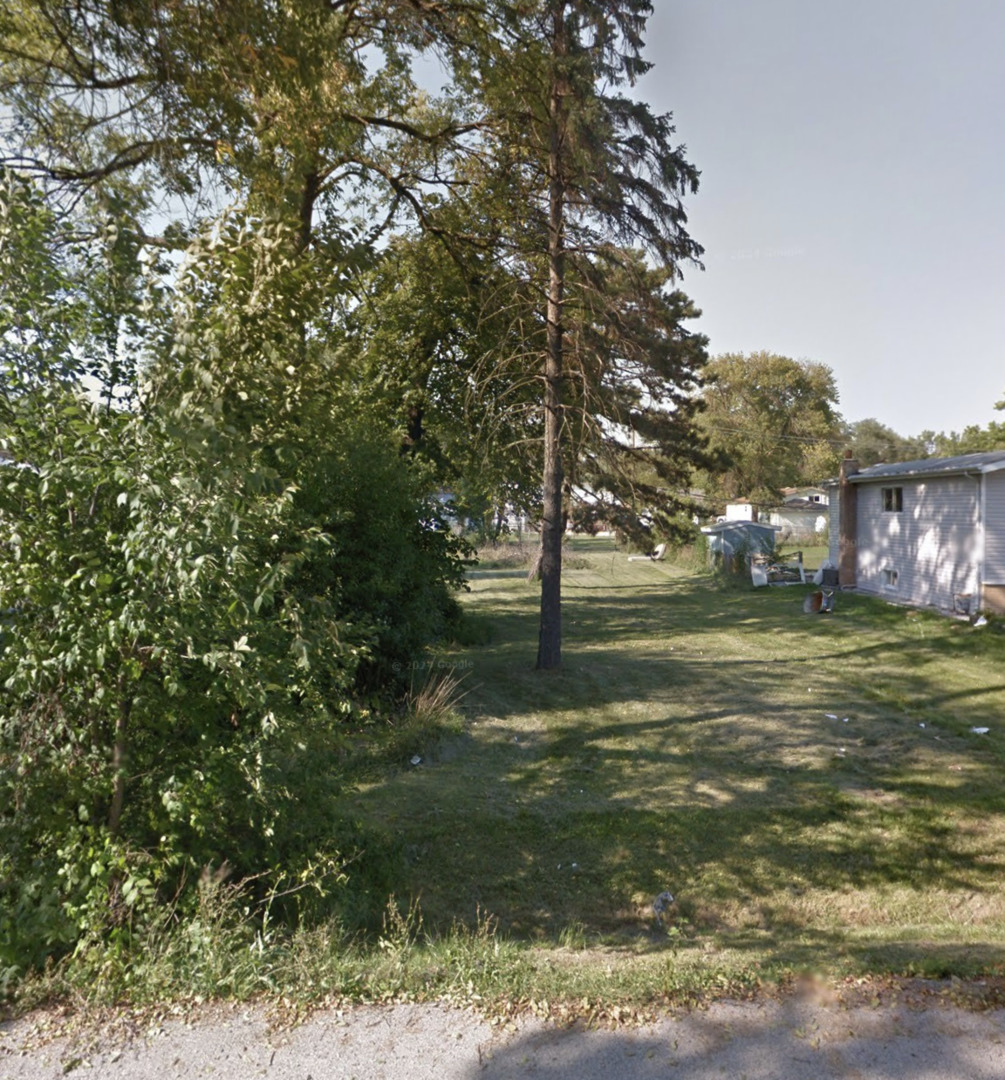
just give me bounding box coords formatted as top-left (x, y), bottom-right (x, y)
top-left (536, 1), bottom-right (568, 671)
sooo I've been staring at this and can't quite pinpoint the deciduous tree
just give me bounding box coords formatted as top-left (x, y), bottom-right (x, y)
top-left (697, 351), bottom-right (842, 507)
top-left (843, 417), bottom-right (933, 467)
top-left (931, 423), bottom-right (1005, 457)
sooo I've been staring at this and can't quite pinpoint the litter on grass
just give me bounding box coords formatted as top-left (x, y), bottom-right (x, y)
top-left (803, 589), bottom-right (834, 614)
top-left (971, 727), bottom-right (990, 735)
top-left (410, 755), bottom-right (422, 765)
top-left (652, 891), bottom-right (675, 924)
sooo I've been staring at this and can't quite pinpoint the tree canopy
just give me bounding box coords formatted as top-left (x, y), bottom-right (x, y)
top-left (842, 418), bottom-right (934, 467)
top-left (932, 423), bottom-right (1005, 457)
top-left (696, 351), bottom-right (842, 507)
top-left (0, 0), bottom-right (711, 970)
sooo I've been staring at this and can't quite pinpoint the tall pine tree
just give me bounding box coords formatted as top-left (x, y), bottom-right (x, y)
top-left (454, 1), bottom-right (706, 669)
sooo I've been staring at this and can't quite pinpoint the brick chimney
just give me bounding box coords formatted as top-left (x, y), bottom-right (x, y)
top-left (838, 451), bottom-right (859, 587)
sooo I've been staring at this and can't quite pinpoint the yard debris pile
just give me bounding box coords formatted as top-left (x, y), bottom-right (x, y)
top-left (750, 550), bottom-right (806, 587)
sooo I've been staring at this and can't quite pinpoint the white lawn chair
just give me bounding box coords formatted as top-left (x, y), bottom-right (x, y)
top-left (628, 542), bottom-right (667, 562)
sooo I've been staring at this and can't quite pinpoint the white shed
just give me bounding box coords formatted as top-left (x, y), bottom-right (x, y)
top-left (766, 499), bottom-right (829, 542)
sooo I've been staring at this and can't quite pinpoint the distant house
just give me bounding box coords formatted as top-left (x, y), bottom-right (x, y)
top-left (781, 486), bottom-right (829, 506)
top-left (767, 488), bottom-right (829, 542)
top-left (827, 451), bottom-right (1005, 615)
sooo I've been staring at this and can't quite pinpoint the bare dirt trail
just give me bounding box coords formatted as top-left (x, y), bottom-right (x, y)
top-left (3, 997), bottom-right (1005, 1079)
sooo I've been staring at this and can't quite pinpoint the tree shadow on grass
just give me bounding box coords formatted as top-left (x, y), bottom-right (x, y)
top-left (462, 578), bottom-right (1005, 733)
top-left (351, 571), bottom-right (1005, 974)
top-left (378, 682), bottom-right (1005, 970)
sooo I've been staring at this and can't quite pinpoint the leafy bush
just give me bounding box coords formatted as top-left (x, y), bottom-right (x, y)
top-left (0, 391), bottom-right (366, 968)
top-left (0, 175), bottom-right (469, 975)
top-left (293, 423), bottom-right (470, 693)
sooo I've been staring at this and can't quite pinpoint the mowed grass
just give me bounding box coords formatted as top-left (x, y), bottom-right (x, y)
top-left (349, 537), bottom-right (1005, 986)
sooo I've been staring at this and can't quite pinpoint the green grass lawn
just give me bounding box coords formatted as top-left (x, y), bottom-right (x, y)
top-left (349, 537), bottom-right (1005, 990)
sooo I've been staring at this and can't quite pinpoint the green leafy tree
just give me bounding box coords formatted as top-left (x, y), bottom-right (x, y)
top-left (932, 423), bottom-right (1005, 457)
top-left (843, 418), bottom-right (933, 467)
top-left (1, 180), bottom-right (332, 962)
top-left (0, 166), bottom-right (466, 969)
top-left (336, 233), bottom-right (544, 528)
top-left (697, 351), bottom-right (842, 507)
top-left (0, 0), bottom-right (474, 242)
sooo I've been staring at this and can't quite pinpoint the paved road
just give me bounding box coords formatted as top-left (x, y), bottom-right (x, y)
top-left (3, 998), bottom-right (1005, 1079)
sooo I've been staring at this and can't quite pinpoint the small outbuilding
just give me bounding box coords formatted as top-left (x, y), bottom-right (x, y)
top-left (701, 520), bottom-right (777, 569)
top-left (827, 450), bottom-right (1005, 615)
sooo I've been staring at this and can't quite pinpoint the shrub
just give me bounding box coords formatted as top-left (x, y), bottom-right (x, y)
top-left (293, 421), bottom-right (470, 693)
top-left (0, 179), bottom-right (469, 974)
top-left (0, 391), bottom-right (369, 971)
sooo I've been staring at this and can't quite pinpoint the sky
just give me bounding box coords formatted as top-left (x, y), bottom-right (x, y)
top-left (638, 0), bottom-right (1005, 437)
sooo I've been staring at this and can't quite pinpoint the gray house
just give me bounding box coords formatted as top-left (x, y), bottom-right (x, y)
top-left (827, 450), bottom-right (1005, 614)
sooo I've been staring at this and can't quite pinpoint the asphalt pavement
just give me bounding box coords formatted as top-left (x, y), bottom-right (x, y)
top-left (3, 997), bottom-right (1005, 1079)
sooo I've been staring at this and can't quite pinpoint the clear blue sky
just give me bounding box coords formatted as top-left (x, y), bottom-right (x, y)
top-left (640, 0), bottom-right (1005, 437)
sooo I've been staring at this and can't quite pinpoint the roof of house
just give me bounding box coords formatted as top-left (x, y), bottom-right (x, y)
top-left (846, 451), bottom-right (1005, 483)
top-left (701, 520), bottom-right (778, 535)
top-left (770, 499), bottom-right (827, 511)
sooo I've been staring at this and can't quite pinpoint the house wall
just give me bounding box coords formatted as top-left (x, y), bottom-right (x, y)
top-left (983, 470), bottom-right (1005, 585)
top-left (768, 509), bottom-right (828, 541)
top-left (854, 475), bottom-right (981, 611)
top-left (828, 496), bottom-right (841, 565)
top-left (725, 502), bottom-right (755, 521)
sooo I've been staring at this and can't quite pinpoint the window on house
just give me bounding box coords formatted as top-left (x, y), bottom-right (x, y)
top-left (883, 568), bottom-right (899, 588)
top-left (882, 486), bottom-right (903, 512)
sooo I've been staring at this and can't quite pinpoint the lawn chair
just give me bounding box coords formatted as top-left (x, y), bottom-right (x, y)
top-left (628, 542), bottom-right (667, 563)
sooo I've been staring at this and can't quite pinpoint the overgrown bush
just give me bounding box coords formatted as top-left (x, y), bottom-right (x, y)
top-left (474, 538), bottom-right (537, 570)
top-left (0, 392), bottom-right (366, 969)
top-left (294, 425), bottom-right (470, 693)
top-left (0, 174), bottom-right (468, 976)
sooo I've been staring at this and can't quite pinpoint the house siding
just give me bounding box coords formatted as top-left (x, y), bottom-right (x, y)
top-left (854, 476), bottom-right (981, 611)
top-left (828, 496), bottom-right (840, 565)
top-left (983, 470), bottom-right (1005, 586)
